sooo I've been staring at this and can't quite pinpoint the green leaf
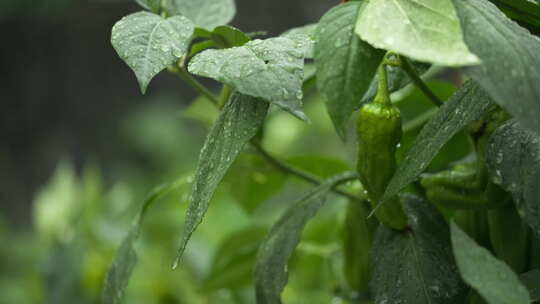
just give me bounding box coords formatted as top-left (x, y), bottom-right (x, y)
top-left (453, 0), bottom-right (540, 135)
top-left (355, 0), bottom-right (479, 66)
top-left (211, 25), bottom-right (250, 48)
top-left (370, 195), bottom-right (467, 304)
top-left (315, 2), bottom-right (385, 138)
top-left (188, 37), bottom-right (310, 120)
top-left (167, 0), bottom-right (236, 30)
top-left (173, 93), bottom-right (268, 265)
top-left (520, 269), bottom-right (540, 302)
top-left (281, 23), bottom-right (317, 59)
top-left (489, 0), bottom-right (540, 28)
top-left (111, 12), bottom-right (194, 93)
top-left (102, 178), bottom-right (189, 304)
top-left (254, 171), bottom-right (358, 304)
top-left (486, 119), bottom-right (540, 236)
top-left (135, 0), bottom-right (160, 13)
top-left (451, 222), bottom-right (531, 304)
top-left (201, 227), bottom-right (268, 291)
top-left (381, 81), bottom-right (494, 203)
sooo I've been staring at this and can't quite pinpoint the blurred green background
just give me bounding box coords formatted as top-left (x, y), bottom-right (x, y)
top-left (0, 1), bottom-right (466, 303)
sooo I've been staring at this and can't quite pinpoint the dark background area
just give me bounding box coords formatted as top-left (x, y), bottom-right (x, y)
top-left (0, 0), bottom-right (335, 226)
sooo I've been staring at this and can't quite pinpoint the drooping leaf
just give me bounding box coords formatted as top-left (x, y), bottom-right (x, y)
top-left (188, 37), bottom-right (310, 120)
top-left (173, 93), bottom-right (269, 265)
top-left (486, 119), bottom-right (540, 236)
top-left (135, 0), bottom-right (160, 13)
top-left (210, 25), bottom-right (250, 48)
top-left (102, 178), bottom-right (189, 304)
top-left (201, 227), bottom-right (268, 291)
top-left (254, 171), bottom-right (358, 304)
top-left (315, 1), bottom-right (385, 138)
top-left (111, 12), bottom-right (194, 93)
top-left (451, 222), bottom-right (531, 304)
top-left (520, 269), bottom-right (540, 302)
top-left (370, 195), bottom-right (467, 304)
top-left (167, 0), bottom-right (236, 30)
top-left (355, 0), bottom-right (479, 66)
top-left (381, 81), bottom-right (494, 203)
top-left (453, 0), bottom-right (540, 135)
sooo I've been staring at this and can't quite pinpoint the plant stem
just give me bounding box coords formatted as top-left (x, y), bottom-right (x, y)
top-left (374, 64), bottom-right (391, 106)
top-left (173, 69), bottom-right (363, 202)
top-left (398, 56), bottom-right (443, 107)
top-left (251, 141), bottom-right (364, 202)
top-left (173, 67), bottom-right (220, 105)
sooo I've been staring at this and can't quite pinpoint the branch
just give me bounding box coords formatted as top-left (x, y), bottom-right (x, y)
top-left (398, 56), bottom-right (443, 107)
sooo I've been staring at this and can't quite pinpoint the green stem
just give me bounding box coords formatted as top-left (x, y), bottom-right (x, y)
top-left (398, 56), bottom-right (443, 107)
top-left (374, 64), bottom-right (391, 106)
top-left (251, 141), bottom-right (364, 202)
top-left (217, 85), bottom-right (232, 109)
top-left (172, 66), bottom-right (220, 105)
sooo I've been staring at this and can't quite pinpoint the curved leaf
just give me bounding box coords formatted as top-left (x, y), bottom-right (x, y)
top-left (486, 119), bottom-right (540, 236)
top-left (173, 93), bottom-right (268, 266)
top-left (453, 0), bottom-right (540, 135)
top-left (111, 12), bottom-right (194, 93)
top-left (355, 0), bottom-right (479, 66)
top-left (380, 81), bottom-right (494, 204)
top-left (315, 1), bottom-right (385, 138)
top-left (188, 37), bottom-right (310, 120)
top-left (167, 0), bottom-right (236, 30)
top-left (451, 222), bottom-right (531, 304)
top-left (254, 172), bottom-right (358, 304)
top-left (370, 195), bottom-right (467, 304)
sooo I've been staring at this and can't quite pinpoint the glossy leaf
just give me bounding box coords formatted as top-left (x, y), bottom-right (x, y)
top-left (370, 195), bottom-right (467, 304)
top-left (173, 93), bottom-right (268, 265)
top-left (281, 24), bottom-right (316, 59)
top-left (381, 81), bottom-right (494, 204)
top-left (355, 0), bottom-right (479, 66)
top-left (453, 0), bottom-right (540, 134)
top-left (520, 269), bottom-right (540, 302)
top-left (102, 178), bottom-right (189, 304)
top-left (486, 119), bottom-right (540, 236)
top-left (451, 222), bottom-right (531, 304)
top-left (111, 12), bottom-right (194, 93)
top-left (188, 37), bottom-right (311, 120)
top-left (167, 0), bottom-right (236, 30)
top-left (254, 171), bottom-right (358, 304)
top-left (315, 2), bottom-right (384, 138)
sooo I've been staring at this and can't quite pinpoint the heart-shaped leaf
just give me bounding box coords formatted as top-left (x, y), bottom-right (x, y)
top-left (188, 37), bottom-right (311, 120)
top-left (111, 12), bottom-right (194, 93)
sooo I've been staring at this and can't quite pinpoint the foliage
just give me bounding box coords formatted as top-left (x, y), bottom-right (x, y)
top-left (4, 0), bottom-right (540, 303)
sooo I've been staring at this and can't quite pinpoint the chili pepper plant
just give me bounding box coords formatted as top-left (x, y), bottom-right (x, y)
top-left (103, 0), bottom-right (540, 303)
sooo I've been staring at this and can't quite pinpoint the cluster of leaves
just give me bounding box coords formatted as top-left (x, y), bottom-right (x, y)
top-left (106, 0), bottom-right (540, 303)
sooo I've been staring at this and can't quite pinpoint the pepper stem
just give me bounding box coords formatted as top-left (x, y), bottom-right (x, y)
top-left (374, 64), bottom-right (391, 106)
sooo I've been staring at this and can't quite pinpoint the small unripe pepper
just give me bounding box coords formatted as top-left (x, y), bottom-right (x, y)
top-left (357, 65), bottom-right (407, 230)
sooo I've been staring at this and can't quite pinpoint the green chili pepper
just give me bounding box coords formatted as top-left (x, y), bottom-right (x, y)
top-left (488, 203), bottom-right (529, 273)
top-left (343, 200), bottom-right (378, 295)
top-left (356, 65), bottom-right (407, 230)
